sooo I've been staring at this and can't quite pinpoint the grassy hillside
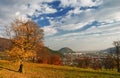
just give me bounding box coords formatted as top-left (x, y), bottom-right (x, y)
top-left (0, 60), bottom-right (120, 78)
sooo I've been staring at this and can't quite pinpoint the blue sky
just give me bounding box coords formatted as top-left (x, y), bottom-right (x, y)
top-left (0, 0), bottom-right (120, 51)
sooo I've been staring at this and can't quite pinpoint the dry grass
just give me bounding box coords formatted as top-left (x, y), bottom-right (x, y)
top-left (0, 60), bottom-right (120, 78)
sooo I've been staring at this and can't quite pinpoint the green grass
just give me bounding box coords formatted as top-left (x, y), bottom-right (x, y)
top-left (0, 60), bottom-right (120, 78)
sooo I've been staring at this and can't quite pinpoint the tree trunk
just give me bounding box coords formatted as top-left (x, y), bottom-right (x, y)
top-left (32, 57), bottom-right (35, 63)
top-left (117, 55), bottom-right (120, 72)
top-left (116, 46), bottom-right (120, 72)
top-left (18, 63), bottom-right (23, 73)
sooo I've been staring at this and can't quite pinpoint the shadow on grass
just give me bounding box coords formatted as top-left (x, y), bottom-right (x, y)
top-left (0, 66), bottom-right (18, 72)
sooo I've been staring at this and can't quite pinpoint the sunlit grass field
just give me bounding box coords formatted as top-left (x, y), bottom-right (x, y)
top-left (0, 60), bottom-right (120, 78)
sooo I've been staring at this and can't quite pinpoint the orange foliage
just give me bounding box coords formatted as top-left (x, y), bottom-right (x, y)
top-left (6, 19), bottom-right (44, 63)
top-left (50, 55), bottom-right (62, 65)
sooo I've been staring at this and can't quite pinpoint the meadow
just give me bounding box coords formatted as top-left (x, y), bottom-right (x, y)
top-left (0, 60), bottom-right (120, 78)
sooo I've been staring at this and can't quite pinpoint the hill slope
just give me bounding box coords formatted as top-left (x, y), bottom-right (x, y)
top-left (100, 47), bottom-right (116, 54)
top-left (0, 37), bottom-right (63, 57)
top-left (0, 38), bottom-right (12, 52)
top-left (0, 60), bottom-right (120, 78)
top-left (45, 47), bottom-right (64, 57)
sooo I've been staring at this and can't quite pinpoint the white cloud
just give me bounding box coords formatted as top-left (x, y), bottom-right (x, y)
top-left (42, 26), bottom-right (58, 36)
top-left (0, 0), bottom-right (56, 24)
top-left (0, 0), bottom-right (57, 37)
top-left (44, 5), bottom-right (57, 14)
top-left (59, 22), bottom-right (90, 31)
top-left (68, 7), bottom-right (82, 14)
top-left (60, 0), bottom-right (103, 7)
top-left (80, 0), bottom-right (103, 7)
top-left (34, 3), bottom-right (57, 14)
top-left (15, 12), bottom-right (20, 16)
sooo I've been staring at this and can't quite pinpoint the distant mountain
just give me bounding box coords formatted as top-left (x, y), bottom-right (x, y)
top-left (58, 47), bottom-right (75, 54)
top-left (44, 47), bottom-right (63, 57)
top-left (100, 47), bottom-right (116, 54)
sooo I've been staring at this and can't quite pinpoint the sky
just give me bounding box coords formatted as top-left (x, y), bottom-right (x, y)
top-left (0, 0), bottom-right (120, 51)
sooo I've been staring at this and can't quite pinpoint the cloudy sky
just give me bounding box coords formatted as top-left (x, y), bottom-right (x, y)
top-left (0, 0), bottom-right (120, 51)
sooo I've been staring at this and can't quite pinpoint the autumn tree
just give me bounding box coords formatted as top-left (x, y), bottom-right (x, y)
top-left (36, 47), bottom-right (51, 64)
top-left (6, 19), bottom-right (44, 73)
top-left (50, 54), bottom-right (62, 65)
